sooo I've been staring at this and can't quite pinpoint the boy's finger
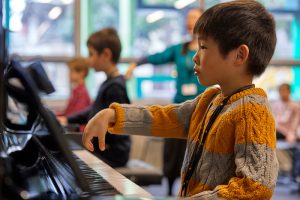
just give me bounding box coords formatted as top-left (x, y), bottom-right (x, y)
top-left (86, 141), bottom-right (94, 152)
top-left (98, 134), bottom-right (106, 151)
top-left (82, 131), bottom-right (94, 152)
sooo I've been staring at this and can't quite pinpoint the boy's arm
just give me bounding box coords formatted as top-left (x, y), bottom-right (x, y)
top-left (192, 104), bottom-right (278, 200)
top-left (83, 97), bottom-right (199, 152)
top-left (108, 97), bottom-right (198, 139)
top-left (83, 99), bottom-right (197, 151)
top-left (83, 108), bottom-right (115, 151)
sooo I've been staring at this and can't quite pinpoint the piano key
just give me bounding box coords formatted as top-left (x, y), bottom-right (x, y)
top-left (73, 150), bottom-right (152, 199)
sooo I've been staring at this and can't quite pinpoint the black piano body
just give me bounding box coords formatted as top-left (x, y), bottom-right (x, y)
top-left (0, 60), bottom-right (152, 200)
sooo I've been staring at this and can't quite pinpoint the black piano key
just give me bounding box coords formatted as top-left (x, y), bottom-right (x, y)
top-left (72, 154), bottom-right (121, 197)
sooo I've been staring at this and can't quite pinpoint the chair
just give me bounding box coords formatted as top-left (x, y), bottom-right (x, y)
top-left (116, 135), bottom-right (163, 186)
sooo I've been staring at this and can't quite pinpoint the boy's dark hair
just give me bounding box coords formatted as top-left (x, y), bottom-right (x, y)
top-left (193, 0), bottom-right (276, 76)
top-left (67, 57), bottom-right (89, 78)
top-left (87, 27), bottom-right (121, 63)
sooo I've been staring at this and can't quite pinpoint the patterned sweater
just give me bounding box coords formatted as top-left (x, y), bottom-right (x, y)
top-left (108, 87), bottom-right (279, 199)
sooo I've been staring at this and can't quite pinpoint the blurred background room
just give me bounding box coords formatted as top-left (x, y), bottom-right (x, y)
top-left (2, 0), bottom-right (300, 199)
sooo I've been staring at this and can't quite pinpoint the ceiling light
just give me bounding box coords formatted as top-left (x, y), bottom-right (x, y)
top-left (48, 6), bottom-right (62, 20)
top-left (146, 11), bottom-right (165, 23)
top-left (174, 0), bottom-right (197, 9)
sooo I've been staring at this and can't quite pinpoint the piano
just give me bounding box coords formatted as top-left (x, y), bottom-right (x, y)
top-left (0, 59), bottom-right (152, 199)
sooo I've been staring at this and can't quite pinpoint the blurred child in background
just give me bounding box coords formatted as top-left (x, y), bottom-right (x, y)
top-left (56, 57), bottom-right (91, 117)
top-left (271, 83), bottom-right (300, 176)
top-left (271, 83), bottom-right (300, 143)
top-left (59, 28), bottom-right (131, 168)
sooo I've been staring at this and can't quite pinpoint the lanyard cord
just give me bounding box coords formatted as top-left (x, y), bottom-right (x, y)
top-left (180, 84), bottom-right (255, 196)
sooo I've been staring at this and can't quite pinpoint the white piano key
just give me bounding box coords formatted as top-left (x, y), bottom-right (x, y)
top-left (73, 150), bottom-right (153, 199)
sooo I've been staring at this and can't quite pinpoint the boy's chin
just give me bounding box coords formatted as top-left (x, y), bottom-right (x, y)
top-left (197, 78), bottom-right (211, 87)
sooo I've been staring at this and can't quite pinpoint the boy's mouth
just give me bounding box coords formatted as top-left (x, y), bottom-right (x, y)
top-left (194, 66), bottom-right (200, 75)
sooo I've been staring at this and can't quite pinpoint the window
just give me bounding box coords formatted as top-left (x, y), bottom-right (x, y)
top-left (130, 7), bottom-right (189, 99)
top-left (2, 0), bottom-right (6, 26)
top-left (89, 0), bottom-right (119, 32)
top-left (42, 62), bottom-right (70, 98)
top-left (133, 9), bottom-right (183, 57)
top-left (4, 0), bottom-right (300, 101)
top-left (273, 13), bottom-right (297, 59)
top-left (254, 66), bottom-right (300, 100)
top-left (8, 0), bottom-right (75, 56)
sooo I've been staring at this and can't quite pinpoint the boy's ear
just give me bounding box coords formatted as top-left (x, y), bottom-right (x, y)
top-left (102, 48), bottom-right (112, 61)
top-left (235, 44), bottom-right (249, 65)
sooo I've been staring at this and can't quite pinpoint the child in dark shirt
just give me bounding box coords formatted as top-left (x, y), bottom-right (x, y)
top-left (60, 28), bottom-right (131, 168)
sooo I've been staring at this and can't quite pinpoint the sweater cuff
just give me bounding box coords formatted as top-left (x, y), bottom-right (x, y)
top-left (108, 103), bottom-right (126, 134)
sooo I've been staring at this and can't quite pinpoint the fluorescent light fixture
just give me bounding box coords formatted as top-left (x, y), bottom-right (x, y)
top-left (174, 0), bottom-right (197, 9)
top-left (146, 11), bottom-right (165, 23)
top-left (48, 6), bottom-right (62, 20)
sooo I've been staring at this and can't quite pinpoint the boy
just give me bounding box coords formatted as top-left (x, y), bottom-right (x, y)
top-left (57, 57), bottom-right (91, 117)
top-left (83, 1), bottom-right (278, 199)
top-left (60, 28), bottom-right (131, 168)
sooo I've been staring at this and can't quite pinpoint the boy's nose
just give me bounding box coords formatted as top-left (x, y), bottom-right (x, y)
top-left (192, 52), bottom-right (200, 65)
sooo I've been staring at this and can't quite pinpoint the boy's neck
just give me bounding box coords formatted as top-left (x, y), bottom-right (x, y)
top-left (105, 65), bottom-right (119, 78)
top-left (72, 79), bottom-right (85, 88)
top-left (220, 80), bottom-right (254, 97)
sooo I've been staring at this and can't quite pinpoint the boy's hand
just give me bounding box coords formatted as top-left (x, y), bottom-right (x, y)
top-left (124, 62), bottom-right (137, 80)
top-left (57, 116), bottom-right (68, 126)
top-left (82, 108), bottom-right (116, 151)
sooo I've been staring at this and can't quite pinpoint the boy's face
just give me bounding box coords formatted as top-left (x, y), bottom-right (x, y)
top-left (87, 46), bottom-right (107, 72)
top-left (193, 36), bottom-right (238, 87)
top-left (69, 69), bottom-right (85, 84)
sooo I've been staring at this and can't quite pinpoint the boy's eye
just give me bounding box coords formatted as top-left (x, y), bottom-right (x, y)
top-left (200, 45), bottom-right (207, 50)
